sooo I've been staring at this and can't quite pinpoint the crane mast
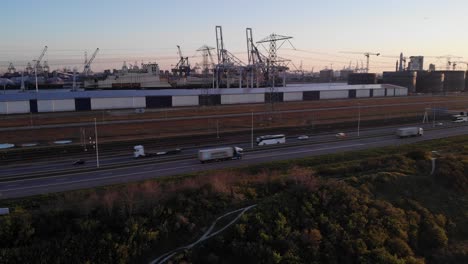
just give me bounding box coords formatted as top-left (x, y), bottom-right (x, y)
top-left (172, 45), bottom-right (190, 77)
top-left (340, 51), bottom-right (380, 73)
top-left (83, 48), bottom-right (99, 75)
top-left (34, 46), bottom-right (48, 69)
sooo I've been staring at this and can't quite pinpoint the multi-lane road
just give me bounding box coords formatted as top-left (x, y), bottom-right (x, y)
top-left (0, 122), bottom-right (467, 199)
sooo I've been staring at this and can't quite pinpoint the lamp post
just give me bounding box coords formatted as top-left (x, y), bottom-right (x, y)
top-left (33, 60), bottom-right (38, 93)
top-left (251, 111), bottom-right (254, 149)
top-left (94, 118), bottom-right (100, 168)
top-left (357, 103), bottom-right (361, 137)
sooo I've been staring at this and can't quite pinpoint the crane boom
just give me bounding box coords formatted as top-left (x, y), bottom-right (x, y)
top-left (35, 46), bottom-right (48, 68)
top-left (83, 48), bottom-right (99, 75)
top-left (340, 51), bottom-right (380, 73)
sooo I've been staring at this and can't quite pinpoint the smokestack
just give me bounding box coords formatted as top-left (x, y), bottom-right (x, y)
top-left (396, 60), bottom-right (399, 72)
top-left (399, 53), bottom-right (404, 71)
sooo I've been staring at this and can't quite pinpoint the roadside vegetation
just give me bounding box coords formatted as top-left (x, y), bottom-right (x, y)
top-left (1, 136), bottom-right (468, 263)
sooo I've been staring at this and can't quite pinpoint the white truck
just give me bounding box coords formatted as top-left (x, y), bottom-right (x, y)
top-left (452, 115), bottom-right (468, 123)
top-left (198, 146), bottom-right (243, 163)
top-left (396, 127), bottom-right (424, 138)
top-left (133, 145), bottom-right (181, 158)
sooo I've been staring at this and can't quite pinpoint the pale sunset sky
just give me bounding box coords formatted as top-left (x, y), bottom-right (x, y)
top-left (1, 0), bottom-right (467, 73)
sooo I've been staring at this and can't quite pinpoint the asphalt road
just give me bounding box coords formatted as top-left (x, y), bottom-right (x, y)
top-left (0, 121), bottom-right (450, 177)
top-left (0, 122), bottom-right (467, 200)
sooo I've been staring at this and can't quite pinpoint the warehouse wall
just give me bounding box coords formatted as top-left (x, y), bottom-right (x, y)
top-left (38, 99), bottom-right (76, 112)
top-left (320, 90), bottom-right (348, 99)
top-left (356, 89), bottom-right (370, 98)
top-left (385, 88), bottom-right (395, 97)
top-left (92, 97), bottom-right (146, 110)
top-left (373, 89), bottom-right (385, 97)
top-left (172, 96), bottom-right (199, 107)
top-left (283, 92), bottom-right (303, 102)
top-left (221, 94), bottom-right (264, 104)
top-left (303, 91), bottom-right (320, 101)
top-left (0, 101), bottom-right (30, 114)
top-left (394, 88), bottom-right (408, 96)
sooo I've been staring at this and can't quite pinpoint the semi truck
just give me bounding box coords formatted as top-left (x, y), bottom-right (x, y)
top-left (133, 145), bottom-right (181, 158)
top-left (198, 146), bottom-right (243, 163)
top-left (396, 127), bottom-right (424, 138)
top-left (452, 115), bottom-right (468, 123)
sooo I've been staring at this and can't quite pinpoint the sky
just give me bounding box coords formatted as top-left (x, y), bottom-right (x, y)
top-left (1, 0), bottom-right (468, 73)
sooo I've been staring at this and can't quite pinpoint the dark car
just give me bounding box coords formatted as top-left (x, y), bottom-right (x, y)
top-left (73, 159), bottom-right (86, 165)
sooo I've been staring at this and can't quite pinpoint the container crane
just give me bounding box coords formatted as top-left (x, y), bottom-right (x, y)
top-left (83, 48), bottom-right (99, 75)
top-left (340, 51), bottom-right (380, 73)
top-left (196, 45), bottom-right (215, 75)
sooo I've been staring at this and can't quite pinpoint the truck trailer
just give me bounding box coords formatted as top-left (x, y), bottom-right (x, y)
top-left (198, 146), bottom-right (243, 163)
top-left (133, 145), bottom-right (181, 158)
top-left (396, 127), bottom-right (423, 138)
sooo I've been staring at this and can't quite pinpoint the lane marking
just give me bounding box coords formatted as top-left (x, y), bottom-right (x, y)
top-left (1, 164), bottom-right (196, 192)
top-left (1, 158), bottom-right (196, 185)
top-left (246, 144), bottom-right (365, 159)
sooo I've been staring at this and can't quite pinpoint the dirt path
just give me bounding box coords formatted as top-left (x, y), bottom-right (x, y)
top-left (150, 204), bottom-right (257, 264)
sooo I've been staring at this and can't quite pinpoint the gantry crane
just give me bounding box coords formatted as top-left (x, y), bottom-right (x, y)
top-left (83, 48), bottom-right (99, 75)
top-left (340, 51), bottom-right (380, 73)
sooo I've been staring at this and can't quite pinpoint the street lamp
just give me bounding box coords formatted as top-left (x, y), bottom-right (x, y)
top-left (32, 60), bottom-right (38, 93)
top-left (357, 103), bottom-right (361, 137)
top-left (251, 111), bottom-right (254, 149)
top-left (93, 118), bottom-right (100, 168)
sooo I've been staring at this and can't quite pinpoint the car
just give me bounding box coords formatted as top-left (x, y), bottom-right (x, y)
top-left (73, 159), bottom-right (86, 165)
top-left (436, 122), bottom-right (444, 126)
top-left (297, 135), bottom-right (309, 140)
top-left (335, 132), bottom-right (347, 138)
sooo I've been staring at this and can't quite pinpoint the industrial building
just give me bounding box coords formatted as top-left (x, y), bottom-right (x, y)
top-left (0, 83), bottom-right (407, 115)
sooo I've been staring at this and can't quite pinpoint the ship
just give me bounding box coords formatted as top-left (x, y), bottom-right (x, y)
top-left (84, 62), bottom-right (171, 90)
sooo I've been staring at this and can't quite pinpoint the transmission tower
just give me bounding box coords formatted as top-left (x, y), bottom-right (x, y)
top-left (257, 33), bottom-right (294, 111)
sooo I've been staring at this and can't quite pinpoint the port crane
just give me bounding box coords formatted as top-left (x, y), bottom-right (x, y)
top-left (214, 25), bottom-right (245, 88)
top-left (172, 45), bottom-right (190, 77)
top-left (196, 45), bottom-right (215, 76)
top-left (450, 61), bottom-right (468, 70)
top-left (340, 51), bottom-right (380, 73)
top-left (246, 28), bottom-right (268, 87)
top-left (83, 48), bottom-right (99, 75)
top-left (34, 46), bottom-right (48, 70)
top-left (433, 55), bottom-right (462, 70)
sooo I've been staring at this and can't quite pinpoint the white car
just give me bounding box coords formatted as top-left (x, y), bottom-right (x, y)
top-left (335, 132), bottom-right (347, 138)
top-left (297, 135), bottom-right (309, 140)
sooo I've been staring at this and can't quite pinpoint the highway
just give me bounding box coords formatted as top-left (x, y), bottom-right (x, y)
top-left (0, 122), bottom-right (467, 199)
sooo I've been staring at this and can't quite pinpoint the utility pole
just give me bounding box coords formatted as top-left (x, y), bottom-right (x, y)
top-left (94, 118), bottom-right (100, 168)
